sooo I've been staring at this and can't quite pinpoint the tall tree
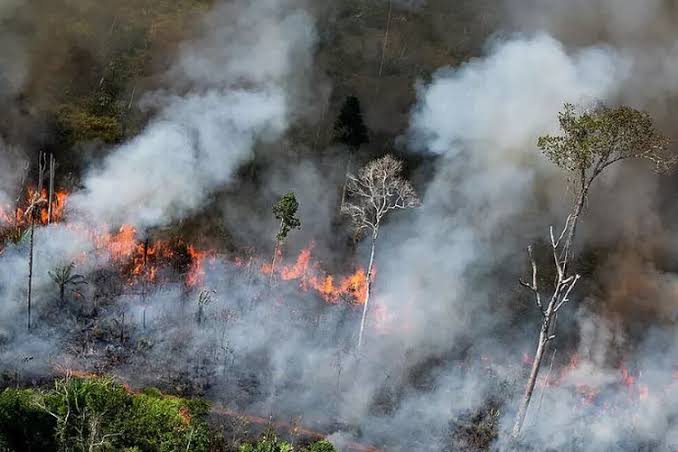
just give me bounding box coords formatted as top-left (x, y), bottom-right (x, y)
top-left (25, 152), bottom-right (49, 330)
top-left (342, 154), bottom-right (418, 349)
top-left (269, 193), bottom-right (302, 286)
top-left (511, 103), bottom-right (675, 436)
top-left (333, 96), bottom-right (369, 210)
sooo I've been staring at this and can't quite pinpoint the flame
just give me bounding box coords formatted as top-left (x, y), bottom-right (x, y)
top-left (262, 244), bottom-right (370, 304)
top-left (187, 245), bottom-right (213, 287)
top-left (0, 187), bottom-right (69, 228)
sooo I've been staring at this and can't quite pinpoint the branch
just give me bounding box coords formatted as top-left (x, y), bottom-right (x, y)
top-left (554, 274), bottom-right (581, 312)
top-left (519, 245), bottom-right (544, 316)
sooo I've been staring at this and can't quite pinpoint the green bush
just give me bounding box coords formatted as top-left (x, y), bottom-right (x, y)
top-left (304, 439), bottom-right (337, 452)
top-left (239, 433), bottom-right (337, 452)
top-left (239, 432), bottom-right (294, 452)
top-left (0, 376), bottom-right (210, 452)
top-left (0, 387), bottom-right (56, 451)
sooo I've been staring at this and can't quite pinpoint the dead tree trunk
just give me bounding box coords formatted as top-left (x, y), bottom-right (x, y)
top-left (357, 231), bottom-right (378, 349)
top-left (27, 153), bottom-right (47, 330)
top-left (47, 154), bottom-right (55, 224)
top-left (377, 0), bottom-right (393, 80)
top-left (27, 216), bottom-right (36, 330)
top-left (511, 219), bottom-right (581, 436)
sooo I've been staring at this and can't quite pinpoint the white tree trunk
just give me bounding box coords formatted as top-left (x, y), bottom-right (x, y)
top-left (357, 232), bottom-right (377, 349)
top-left (512, 314), bottom-right (551, 436)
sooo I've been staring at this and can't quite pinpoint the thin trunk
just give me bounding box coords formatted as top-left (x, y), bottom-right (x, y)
top-left (514, 184), bottom-right (589, 435)
top-left (27, 153), bottom-right (47, 330)
top-left (560, 184), bottom-right (588, 270)
top-left (533, 348), bottom-right (557, 425)
top-left (340, 151), bottom-right (353, 212)
top-left (377, 0), bottom-right (393, 80)
top-left (357, 232), bottom-right (378, 349)
top-left (269, 219), bottom-right (284, 288)
top-left (27, 218), bottom-right (35, 330)
top-left (47, 154), bottom-right (55, 224)
top-left (59, 283), bottom-right (65, 305)
top-left (512, 315), bottom-right (551, 436)
top-left (142, 239), bottom-right (148, 330)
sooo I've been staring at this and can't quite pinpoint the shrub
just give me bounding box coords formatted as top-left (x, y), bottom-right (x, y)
top-left (0, 376), bottom-right (211, 452)
top-left (304, 439), bottom-right (337, 452)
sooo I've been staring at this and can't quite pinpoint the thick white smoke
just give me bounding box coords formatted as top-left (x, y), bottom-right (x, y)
top-left (70, 0), bottom-right (317, 230)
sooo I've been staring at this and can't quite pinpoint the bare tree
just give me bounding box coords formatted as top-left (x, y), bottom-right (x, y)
top-left (47, 153), bottom-right (56, 224)
top-left (25, 152), bottom-right (48, 330)
top-left (342, 154), bottom-right (419, 349)
top-left (511, 103), bottom-right (675, 436)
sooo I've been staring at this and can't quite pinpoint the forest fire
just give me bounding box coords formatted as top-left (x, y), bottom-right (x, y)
top-left (262, 244), bottom-right (369, 304)
top-left (522, 352), bottom-right (658, 409)
top-left (0, 187), bottom-right (368, 307)
top-left (0, 187), bottom-right (69, 227)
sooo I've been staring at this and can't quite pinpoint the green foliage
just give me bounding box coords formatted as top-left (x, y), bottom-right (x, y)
top-left (333, 95), bottom-right (369, 151)
top-left (0, 387), bottom-right (56, 451)
top-left (56, 105), bottom-right (123, 144)
top-left (239, 432), bottom-right (293, 452)
top-left (239, 433), bottom-right (337, 452)
top-left (538, 103), bottom-right (673, 179)
top-left (0, 376), bottom-right (210, 452)
top-left (304, 439), bottom-right (337, 452)
top-left (273, 193), bottom-right (302, 242)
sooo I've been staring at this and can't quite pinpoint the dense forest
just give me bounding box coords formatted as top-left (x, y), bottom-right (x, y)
top-left (1, 0), bottom-right (678, 451)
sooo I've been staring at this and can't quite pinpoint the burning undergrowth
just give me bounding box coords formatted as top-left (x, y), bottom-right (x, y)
top-left (1, 0), bottom-right (678, 451)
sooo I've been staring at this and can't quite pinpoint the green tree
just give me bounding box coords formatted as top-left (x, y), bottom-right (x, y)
top-left (512, 103), bottom-right (675, 436)
top-left (269, 193), bottom-right (302, 287)
top-left (273, 193), bottom-right (302, 242)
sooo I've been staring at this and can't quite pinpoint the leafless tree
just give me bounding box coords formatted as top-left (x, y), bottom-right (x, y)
top-left (342, 154), bottom-right (419, 349)
top-left (511, 103), bottom-right (676, 436)
top-left (25, 152), bottom-right (48, 330)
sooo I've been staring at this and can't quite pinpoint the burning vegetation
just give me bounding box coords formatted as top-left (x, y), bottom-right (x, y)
top-left (3, 1), bottom-right (678, 451)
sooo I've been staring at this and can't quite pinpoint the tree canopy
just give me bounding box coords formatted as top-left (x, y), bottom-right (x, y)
top-left (538, 103), bottom-right (674, 184)
top-left (273, 192), bottom-right (302, 242)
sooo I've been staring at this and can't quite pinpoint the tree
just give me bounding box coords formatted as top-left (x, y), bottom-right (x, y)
top-left (511, 103), bottom-right (675, 436)
top-left (269, 193), bottom-right (302, 286)
top-left (48, 262), bottom-right (87, 305)
top-left (333, 96), bottom-right (369, 209)
top-left (25, 153), bottom-right (49, 331)
top-left (342, 154), bottom-right (419, 349)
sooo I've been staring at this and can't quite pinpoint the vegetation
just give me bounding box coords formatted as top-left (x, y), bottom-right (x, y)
top-left (272, 193), bottom-right (302, 243)
top-left (342, 154), bottom-right (419, 348)
top-left (512, 103), bottom-right (676, 436)
top-left (239, 432), bottom-right (336, 452)
top-left (0, 376), bottom-right (210, 451)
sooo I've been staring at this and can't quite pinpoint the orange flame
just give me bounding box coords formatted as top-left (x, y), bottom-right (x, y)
top-left (262, 244), bottom-right (370, 304)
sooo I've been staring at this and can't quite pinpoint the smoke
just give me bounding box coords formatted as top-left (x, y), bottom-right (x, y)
top-left (0, 139), bottom-right (27, 208)
top-left (70, 0), bottom-right (318, 230)
top-left (2, 1), bottom-right (678, 451)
